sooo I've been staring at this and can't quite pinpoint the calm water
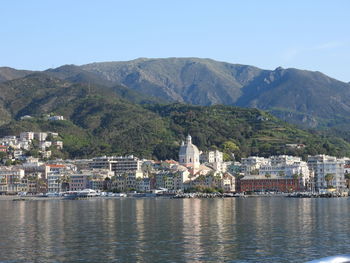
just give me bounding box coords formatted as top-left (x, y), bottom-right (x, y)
top-left (0, 197), bottom-right (349, 263)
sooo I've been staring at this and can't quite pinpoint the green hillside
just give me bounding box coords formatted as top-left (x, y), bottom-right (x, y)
top-left (0, 74), bottom-right (349, 160)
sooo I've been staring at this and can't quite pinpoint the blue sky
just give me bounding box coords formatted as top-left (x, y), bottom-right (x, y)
top-left (1, 0), bottom-right (350, 81)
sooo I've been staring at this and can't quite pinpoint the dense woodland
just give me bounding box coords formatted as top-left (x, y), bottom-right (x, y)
top-left (0, 72), bottom-right (350, 161)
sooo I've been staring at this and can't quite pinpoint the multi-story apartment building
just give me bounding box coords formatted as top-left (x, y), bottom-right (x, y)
top-left (307, 155), bottom-right (345, 190)
top-left (259, 159), bottom-right (310, 187)
top-left (20, 132), bottom-right (34, 141)
top-left (69, 174), bottom-right (89, 191)
top-left (34, 132), bottom-right (48, 142)
top-left (269, 155), bottom-right (302, 166)
top-left (46, 164), bottom-right (70, 193)
top-left (0, 167), bottom-right (25, 194)
top-left (200, 150), bottom-right (224, 171)
top-left (90, 155), bottom-right (143, 175)
top-left (241, 156), bottom-right (269, 175)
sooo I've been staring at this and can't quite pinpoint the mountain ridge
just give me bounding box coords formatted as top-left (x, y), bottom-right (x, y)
top-left (3, 57), bottom-right (350, 128)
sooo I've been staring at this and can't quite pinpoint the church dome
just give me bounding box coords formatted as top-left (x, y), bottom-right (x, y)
top-left (179, 135), bottom-right (199, 156)
top-left (179, 135), bottom-right (200, 169)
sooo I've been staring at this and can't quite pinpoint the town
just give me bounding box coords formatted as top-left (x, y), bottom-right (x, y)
top-left (0, 132), bottom-right (349, 197)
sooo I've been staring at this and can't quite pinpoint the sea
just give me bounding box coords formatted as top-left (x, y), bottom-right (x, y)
top-left (0, 197), bottom-right (349, 262)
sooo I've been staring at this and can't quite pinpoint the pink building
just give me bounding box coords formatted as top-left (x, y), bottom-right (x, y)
top-left (69, 174), bottom-right (89, 191)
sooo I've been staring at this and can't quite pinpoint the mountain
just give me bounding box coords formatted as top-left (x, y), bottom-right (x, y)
top-left (3, 58), bottom-right (350, 131)
top-left (0, 67), bottom-right (33, 83)
top-left (79, 58), bottom-right (263, 105)
top-left (236, 67), bottom-right (350, 128)
top-left (45, 58), bottom-right (350, 128)
top-left (0, 73), bottom-right (350, 159)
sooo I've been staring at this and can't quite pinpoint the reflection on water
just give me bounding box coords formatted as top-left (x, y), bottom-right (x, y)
top-left (0, 198), bottom-right (350, 262)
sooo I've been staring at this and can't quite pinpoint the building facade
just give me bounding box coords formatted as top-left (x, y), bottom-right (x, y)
top-left (308, 155), bottom-right (345, 191)
top-left (179, 135), bottom-right (200, 170)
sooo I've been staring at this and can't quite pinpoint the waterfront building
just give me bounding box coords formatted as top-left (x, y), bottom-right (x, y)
top-left (179, 135), bottom-right (200, 172)
top-left (184, 172), bottom-right (235, 192)
top-left (154, 167), bottom-right (190, 191)
top-left (136, 178), bottom-right (151, 192)
top-left (90, 155), bottom-right (143, 175)
top-left (46, 164), bottom-right (71, 193)
top-left (239, 175), bottom-right (303, 192)
top-left (69, 174), bottom-right (89, 191)
top-left (0, 167), bottom-right (25, 194)
top-left (259, 158), bottom-right (310, 187)
top-left (307, 155), bottom-right (346, 190)
top-left (109, 176), bottom-right (126, 192)
top-left (82, 169), bottom-right (113, 191)
top-left (222, 173), bottom-right (236, 192)
top-left (108, 170), bottom-right (145, 192)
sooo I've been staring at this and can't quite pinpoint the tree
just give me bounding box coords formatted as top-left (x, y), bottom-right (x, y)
top-left (60, 175), bottom-right (71, 192)
top-left (222, 141), bottom-right (240, 161)
top-left (325, 173), bottom-right (335, 189)
top-left (345, 173), bottom-right (350, 189)
top-left (265, 173), bottom-right (271, 179)
top-left (0, 152), bottom-right (7, 160)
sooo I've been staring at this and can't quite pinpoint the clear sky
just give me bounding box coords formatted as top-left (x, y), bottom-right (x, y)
top-left (1, 0), bottom-right (350, 81)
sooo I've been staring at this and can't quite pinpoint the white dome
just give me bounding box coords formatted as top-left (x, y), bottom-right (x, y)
top-left (179, 135), bottom-right (200, 169)
top-left (179, 142), bottom-right (200, 157)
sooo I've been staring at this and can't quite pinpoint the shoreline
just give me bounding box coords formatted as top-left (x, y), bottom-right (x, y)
top-left (0, 193), bottom-right (348, 201)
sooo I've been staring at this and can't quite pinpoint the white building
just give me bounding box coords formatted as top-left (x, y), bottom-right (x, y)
top-left (19, 140), bottom-right (30, 150)
top-left (90, 155), bottom-right (143, 176)
top-left (35, 132), bottom-right (48, 142)
top-left (269, 155), bottom-right (302, 166)
top-left (179, 135), bottom-right (200, 170)
top-left (259, 159), bottom-right (310, 187)
top-left (201, 150), bottom-right (223, 163)
top-left (308, 155), bottom-right (345, 191)
top-left (53, 141), bottom-right (63, 149)
top-left (46, 164), bottom-right (70, 193)
top-left (20, 132), bottom-right (34, 141)
top-left (39, 141), bottom-right (52, 150)
top-left (201, 150), bottom-right (224, 171)
top-left (241, 156), bottom-right (269, 175)
top-left (48, 116), bottom-right (64, 121)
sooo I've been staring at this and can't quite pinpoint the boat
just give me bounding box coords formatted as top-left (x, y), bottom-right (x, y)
top-left (63, 191), bottom-right (79, 199)
top-left (77, 189), bottom-right (98, 197)
top-left (105, 192), bottom-right (127, 198)
top-left (306, 254), bottom-right (350, 262)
